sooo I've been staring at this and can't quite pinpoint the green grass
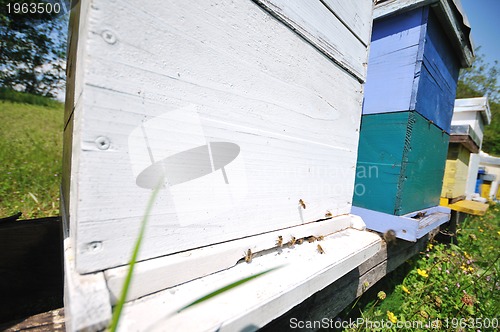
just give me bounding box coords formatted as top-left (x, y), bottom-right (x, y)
top-left (0, 88), bottom-right (63, 108)
top-left (339, 205), bottom-right (500, 331)
top-left (0, 99), bottom-right (64, 219)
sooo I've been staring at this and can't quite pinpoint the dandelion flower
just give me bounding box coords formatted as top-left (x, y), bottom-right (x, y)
top-left (387, 311), bottom-right (397, 323)
top-left (417, 268), bottom-right (429, 278)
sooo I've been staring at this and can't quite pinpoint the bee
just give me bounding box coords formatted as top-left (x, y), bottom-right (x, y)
top-left (288, 236), bottom-right (296, 247)
top-left (276, 235), bottom-right (283, 247)
top-left (296, 238), bottom-right (304, 245)
top-left (316, 235), bottom-right (324, 241)
top-left (383, 229), bottom-right (397, 244)
top-left (307, 236), bottom-right (317, 243)
top-left (317, 244), bottom-right (325, 254)
top-left (416, 211), bottom-right (427, 218)
top-left (244, 249), bottom-right (253, 263)
top-left (299, 199), bottom-right (306, 209)
top-left (325, 210), bottom-right (333, 218)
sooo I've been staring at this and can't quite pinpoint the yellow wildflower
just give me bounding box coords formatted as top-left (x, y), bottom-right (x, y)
top-left (464, 251), bottom-right (471, 260)
top-left (387, 311), bottom-right (397, 323)
top-left (479, 228), bottom-right (484, 233)
top-left (417, 268), bottom-right (429, 278)
top-left (468, 266), bottom-right (474, 272)
top-left (377, 291), bottom-right (386, 300)
top-left (497, 231), bottom-right (500, 236)
top-left (451, 252), bottom-right (456, 257)
top-left (427, 243), bottom-right (434, 250)
top-left (402, 285), bottom-right (410, 294)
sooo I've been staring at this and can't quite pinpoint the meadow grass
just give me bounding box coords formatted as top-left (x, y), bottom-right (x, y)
top-left (0, 99), bottom-right (64, 219)
top-left (339, 205), bottom-right (500, 331)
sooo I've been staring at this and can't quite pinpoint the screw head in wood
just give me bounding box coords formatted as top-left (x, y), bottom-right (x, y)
top-left (95, 136), bottom-right (110, 150)
top-left (101, 30), bottom-right (117, 44)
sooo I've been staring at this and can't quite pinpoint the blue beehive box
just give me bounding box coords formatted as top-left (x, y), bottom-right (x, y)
top-left (353, 0), bottom-right (474, 218)
top-left (362, 1), bottom-right (474, 132)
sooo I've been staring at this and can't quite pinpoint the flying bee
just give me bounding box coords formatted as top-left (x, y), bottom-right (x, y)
top-left (307, 236), bottom-right (317, 243)
top-left (244, 249), bottom-right (253, 263)
top-left (383, 229), bottom-right (397, 244)
top-left (299, 199), bottom-right (306, 209)
top-left (325, 210), bottom-right (333, 218)
top-left (316, 235), bottom-right (324, 241)
top-left (276, 235), bottom-right (283, 247)
top-left (288, 236), bottom-right (296, 247)
top-left (296, 238), bottom-right (304, 245)
top-left (317, 244), bottom-right (325, 254)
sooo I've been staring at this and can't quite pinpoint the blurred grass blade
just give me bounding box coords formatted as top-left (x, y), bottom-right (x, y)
top-left (177, 266), bottom-right (282, 313)
top-left (108, 180), bottom-right (163, 332)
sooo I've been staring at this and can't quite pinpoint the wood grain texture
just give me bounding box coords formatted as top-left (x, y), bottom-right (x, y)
top-left (441, 143), bottom-right (471, 198)
top-left (363, 7), bottom-right (425, 114)
top-left (413, 9), bottom-right (460, 133)
top-left (363, 6), bottom-right (462, 133)
top-left (108, 228), bottom-right (382, 331)
top-left (104, 215), bottom-right (354, 304)
top-left (0, 308), bottom-right (65, 332)
top-left (260, 229), bottom-right (436, 332)
top-left (253, 0), bottom-right (369, 81)
top-left (63, 0), bottom-right (371, 273)
top-left (351, 205), bottom-right (450, 242)
top-left (320, 0), bottom-right (373, 45)
top-left (354, 111), bottom-right (449, 216)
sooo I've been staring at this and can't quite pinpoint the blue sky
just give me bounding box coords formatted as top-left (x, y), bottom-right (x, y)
top-left (461, 0), bottom-right (500, 70)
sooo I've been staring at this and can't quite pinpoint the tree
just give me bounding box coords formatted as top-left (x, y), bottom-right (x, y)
top-left (456, 51), bottom-right (500, 156)
top-left (0, 0), bottom-right (69, 98)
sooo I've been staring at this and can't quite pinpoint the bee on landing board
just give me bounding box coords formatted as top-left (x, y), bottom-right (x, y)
top-left (383, 229), bottom-right (397, 244)
top-left (276, 235), bottom-right (283, 247)
top-left (307, 236), bottom-right (317, 243)
top-left (317, 244), bottom-right (325, 254)
top-left (299, 199), bottom-right (306, 209)
top-left (316, 235), bottom-right (324, 241)
top-left (296, 238), bottom-right (304, 245)
top-left (415, 211), bottom-right (427, 218)
top-left (244, 249), bottom-right (253, 263)
top-left (288, 236), bottom-right (296, 247)
top-left (325, 210), bottom-right (333, 218)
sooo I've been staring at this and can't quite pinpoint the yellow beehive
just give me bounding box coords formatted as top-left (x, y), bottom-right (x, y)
top-left (441, 143), bottom-right (471, 199)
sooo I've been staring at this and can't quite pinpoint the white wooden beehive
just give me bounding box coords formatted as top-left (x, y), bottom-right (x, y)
top-left (62, 0), bottom-right (379, 330)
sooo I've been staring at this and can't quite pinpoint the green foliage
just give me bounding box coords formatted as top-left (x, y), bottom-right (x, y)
top-left (0, 87), bottom-right (62, 107)
top-left (0, 99), bottom-right (63, 218)
top-left (456, 51), bottom-right (500, 156)
top-left (108, 180), bottom-right (163, 332)
top-left (0, 0), bottom-right (68, 98)
top-left (482, 101), bottom-right (500, 156)
top-left (340, 206), bottom-right (500, 331)
top-left (457, 50), bottom-right (499, 103)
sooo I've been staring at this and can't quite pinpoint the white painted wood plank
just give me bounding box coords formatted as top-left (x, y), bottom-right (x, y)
top-left (253, 0), bottom-right (369, 81)
top-left (351, 206), bottom-right (451, 241)
top-left (374, 0), bottom-right (436, 19)
top-left (63, 238), bottom-right (111, 332)
top-left (116, 228), bottom-right (382, 331)
top-left (69, 0), bottom-right (366, 273)
top-left (104, 215), bottom-right (354, 303)
top-left (321, 0), bottom-right (373, 45)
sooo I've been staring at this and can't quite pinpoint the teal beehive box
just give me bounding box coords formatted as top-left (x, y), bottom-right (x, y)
top-left (354, 111), bottom-right (449, 215)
